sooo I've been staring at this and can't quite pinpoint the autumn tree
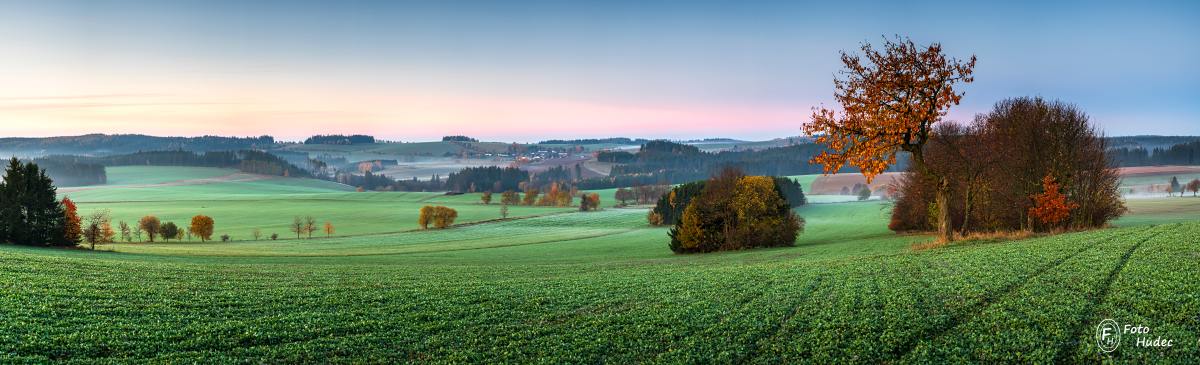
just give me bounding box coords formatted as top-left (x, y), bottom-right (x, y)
top-left (138, 215), bottom-right (161, 242)
top-left (579, 193), bottom-right (601, 211)
top-left (500, 205), bottom-right (509, 219)
top-left (1028, 174), bottom-right (1078, 230)
top-left (161, 222), bottom-right (179, 242)
top-left (304, 216), bottom-right (317, 238)
top-left (418, 206), bottom-right (434, 229)
top-left (500, 190), bottom-right (520, 205)
top-left (1188, 179), bottom-right (1200, 197)
top-left (252, 228), bottom-right (262, 241)
top-left (119, 221), bottom-right (131, 242)
top-left (324, 222), bottom-right (334, 237)
top-left (190, 215), bottom-right (214, 242)
top-left (614, 188), bottom-right (634, 206)
top-left (670, 169), bottom-right (801, 253)
top-left (83, 209), bottom-right (114, 249)
top-left (289, 216), bottom-right (305, 238)
top-left (61, 197), bottom-right (82, 245)
top-left (804, 36), bottom-right (975, 242)
top-left (480, 191), bottom-right (492, 205)
top-left (522, 187), bottom-right (539, 206)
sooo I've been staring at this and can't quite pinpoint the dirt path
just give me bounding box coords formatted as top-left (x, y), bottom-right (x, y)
top-left (60, 172), bottom-right (273, 193)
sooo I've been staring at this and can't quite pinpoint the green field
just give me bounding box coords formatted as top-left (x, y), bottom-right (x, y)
top-left (3, 168), bottom-right (1200, 362)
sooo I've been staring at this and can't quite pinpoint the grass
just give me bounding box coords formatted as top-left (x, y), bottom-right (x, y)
top-left (2, 166), bottom-right (1198, 362)
top-left (102, 166), bottom-right (239, 186)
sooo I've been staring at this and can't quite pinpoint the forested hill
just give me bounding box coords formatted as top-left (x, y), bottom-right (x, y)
top-left (0, 134), bottom-right (275, 157)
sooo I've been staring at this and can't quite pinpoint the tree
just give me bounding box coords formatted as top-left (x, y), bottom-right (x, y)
top-left (1029, 174), bottom-right (1078, 230)
top-left (579, 193), bottom-right (601, 211)
top-left (418, 206), bottom-right (434, 229)
top-left (132, 226), bottom-right (143, 242)
top-left (857, 185), bottom-right (872, 201)
top-left (614, 188), bottom-right (634, 206)
top-left (500, 205), bottom-right (509, 219)
top-left (480, 191), bottom-right (492, 205)
top-left (252, 228), bottom-right (262, 241)
top-left (304, 216), bottom-right (317, 238)
top-left (1169, 176), bottom-right (1181, 197)
top-left (119, 221), bottom-right (131, 242)
top-left (160, 222), bottom-right (179, 242)
top-left (220, 234), bottom-right (230, 242)
top-left (433, 206), bottom-right (458, 229)
top-left (138, 215), bottom-right (161, 242)
top-left (61, 197), bottom-right (82, 245)
top-left (190, 215), bottom-right (215, 242)
top-left (1188, 179), bottom-right (1200, 197)
top-left (804, 36), bottom-right (975, 242)
top-left (270, 233), bottom-right (278, 240)
top-left (290, 216), bottom-right (305, 238)
top-left (324, 222), bottom-right (334, 237)
top-left (522, 187), bottom-right (539, 206)
top-left (501, 190), bottom-right (520, 205)
top-left (83, 209), bottom-right (114, 249)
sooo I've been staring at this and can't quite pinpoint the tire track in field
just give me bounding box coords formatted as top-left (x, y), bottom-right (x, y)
top-left (736, 276), bottom-right (826, 363)
top-left (891, 227), bottom-right (1147, 360)
top-left (1054, 227), bottom-right (1162, 363)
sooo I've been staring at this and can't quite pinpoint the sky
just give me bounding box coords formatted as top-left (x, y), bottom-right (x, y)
top-left (0, 0), bottom-right (1197, 142)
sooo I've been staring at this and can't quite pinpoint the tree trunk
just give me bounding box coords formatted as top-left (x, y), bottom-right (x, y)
top-left (960, 184), bottom-right (972, 236)
top-left (908, 147), bottom-right (954, 242)
top-left (935, 177), bottom-right (953, 242)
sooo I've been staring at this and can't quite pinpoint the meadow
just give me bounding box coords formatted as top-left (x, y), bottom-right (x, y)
top-left (2, 166), bottom-right (1199, 362)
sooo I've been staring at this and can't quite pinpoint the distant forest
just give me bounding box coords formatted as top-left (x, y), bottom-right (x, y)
top-left (0, 134), bottom-right (274, 157)
top-left (579, 140), bottom-right (908, 189)
top-left (303, 135), bottom-right (376, 145)
top-left (1109, 140), bottom-right (1200, 166)
top-left (37, 150), bottom-right (313, 186)
top-left (538, 137), bottom-right (650, 145)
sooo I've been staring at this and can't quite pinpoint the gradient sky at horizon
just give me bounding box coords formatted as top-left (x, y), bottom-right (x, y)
top-left (1, 0), bottom-right (1197, 142)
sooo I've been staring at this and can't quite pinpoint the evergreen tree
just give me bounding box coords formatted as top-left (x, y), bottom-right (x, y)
top-left (0, 158), bottom-right (69, 246)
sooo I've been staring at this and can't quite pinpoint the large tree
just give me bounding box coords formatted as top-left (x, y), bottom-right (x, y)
top-left (804, 37), bottom-right (976, 242)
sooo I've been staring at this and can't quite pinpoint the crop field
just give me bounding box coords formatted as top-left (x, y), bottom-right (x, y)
top-left (2, 168), bottom-right (1199, 362)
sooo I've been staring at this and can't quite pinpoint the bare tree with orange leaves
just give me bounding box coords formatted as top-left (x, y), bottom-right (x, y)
top-left (804, 36), bottom-right (976, 242)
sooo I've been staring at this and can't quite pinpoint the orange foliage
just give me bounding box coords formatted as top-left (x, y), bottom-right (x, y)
top-left (189, 215), bottom-right (215, 242)
top-left (61, 197), bottom-right (82, 244)
top-left (803, 36), bottom-right (976, 182)
top-left (1028, 174), bottom-right (1078, 227)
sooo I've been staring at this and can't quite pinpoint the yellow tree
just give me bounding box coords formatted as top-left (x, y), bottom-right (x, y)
top-left (324, 222), bottom-right (334, 237)
top-left (804, 36), bottom-right (976, 242)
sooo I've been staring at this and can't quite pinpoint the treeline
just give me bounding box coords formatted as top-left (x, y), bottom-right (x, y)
top-left (303, 135), bottom-right (376, 145)
top-left (538, 137), bottom-right (649, 145)
top-left (30, 157), bottom-right (107, 187)
top-left (445, 166), bottom-right (528, 193)
top-left (890, 97), bottom-right (1125, 234)
top-left (579, 141), bottom-right (905, 190)
top-left (51, 150), bottom-right (312, 178)
top-left (442, 136), bottom-right (478, 142)
top-left (0, 134), bottom-right (274, 156)
top-left (1109, 140), bottom-right (1200, 166)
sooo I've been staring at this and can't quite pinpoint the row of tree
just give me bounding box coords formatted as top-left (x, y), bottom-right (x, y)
top-left (887, 97), bottom-right (1125, 234)
top-left (303, 135), bottom-right (376, 145)
top-left (1167, 177), bottom-right (1200, 197)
